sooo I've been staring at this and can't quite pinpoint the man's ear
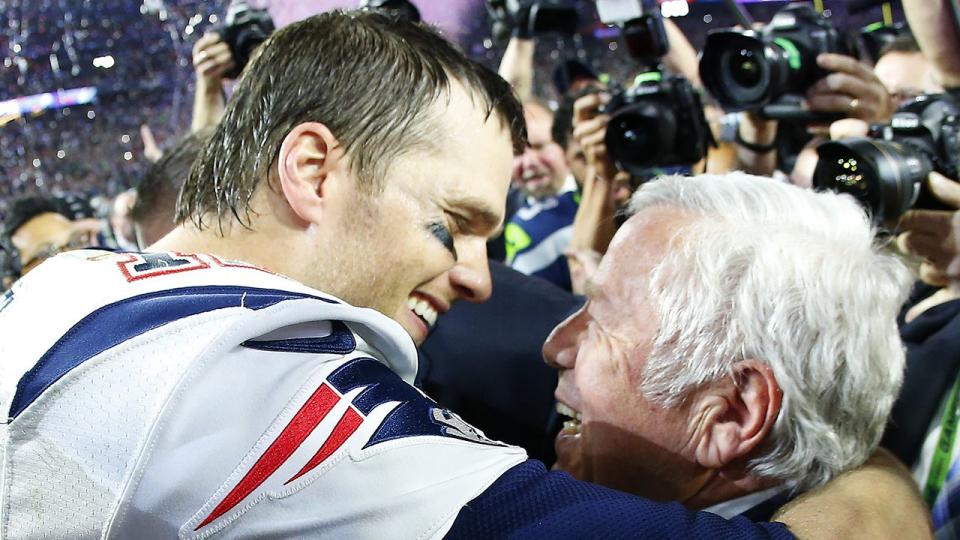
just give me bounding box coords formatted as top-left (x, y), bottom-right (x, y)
top-left (693, 359), bottom-right (782, 470)
top-left (276, 122), bottom-right (344, 225)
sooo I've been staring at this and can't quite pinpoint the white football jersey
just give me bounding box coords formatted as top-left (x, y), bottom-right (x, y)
top-left (0, 250), bottom-right (526, 539)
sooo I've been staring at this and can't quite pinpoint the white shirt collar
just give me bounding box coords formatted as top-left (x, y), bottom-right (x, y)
top-left (525, 174), bottom-right (578, 206)
top-left (702, 484), bottom-right (788, 519)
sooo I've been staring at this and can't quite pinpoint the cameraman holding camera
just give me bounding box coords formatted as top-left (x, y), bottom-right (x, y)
top-left (190, 1), bottom-right (274, 132)
top-left (734, 53), bottom-right (895, 185)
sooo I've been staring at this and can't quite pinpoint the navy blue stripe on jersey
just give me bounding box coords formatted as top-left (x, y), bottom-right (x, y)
top-left (242, 320), bottom-right (357, 355)
top-left (9, 286), bottom-right (337, 419)
top-left (327, 358), bottom-right (506, 448)
top-left (446, 460), bottom-right (794, 539)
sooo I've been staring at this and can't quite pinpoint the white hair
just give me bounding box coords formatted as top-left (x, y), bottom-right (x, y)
top-left (627, 172), bottom-right (912, 490)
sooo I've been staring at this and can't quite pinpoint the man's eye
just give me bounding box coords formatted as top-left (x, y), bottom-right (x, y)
top-left (427, 221), bottom-right (458, 260)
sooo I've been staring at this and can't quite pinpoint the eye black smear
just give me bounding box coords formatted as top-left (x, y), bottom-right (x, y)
top-left (427, 222), bottom-right (457, 260)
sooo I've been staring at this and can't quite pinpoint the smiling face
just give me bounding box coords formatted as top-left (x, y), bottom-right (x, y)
top-left (311, 82), bottom-right (514, 345)
top-left (543, 207), bottom-right (708, 501)
top-left (513, 103), bottom-right (569, 200)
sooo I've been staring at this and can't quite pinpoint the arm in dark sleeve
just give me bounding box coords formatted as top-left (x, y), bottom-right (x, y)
top-left (447, 460), bottom-right (793, 539)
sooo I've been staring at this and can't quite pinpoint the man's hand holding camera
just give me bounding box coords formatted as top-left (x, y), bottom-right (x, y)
top-left (808, 53), bottom-right (897, 123)
top-left (193, 33), bottom-right (236, 89)
top-left (898, 172), bottom-right (960, 286)
top-left (571, 93), bottom-right (617, 182)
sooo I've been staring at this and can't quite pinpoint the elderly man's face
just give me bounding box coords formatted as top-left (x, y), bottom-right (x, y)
top-left (543, 207), bottom-right (708, 501)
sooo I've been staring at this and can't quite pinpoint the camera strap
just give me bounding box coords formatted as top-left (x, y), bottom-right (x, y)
top-left (924, 372), bottom-right (960, 507)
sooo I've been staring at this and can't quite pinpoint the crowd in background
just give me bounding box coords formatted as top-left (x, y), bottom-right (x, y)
top-left (0, 0), bottom-right (906, 219)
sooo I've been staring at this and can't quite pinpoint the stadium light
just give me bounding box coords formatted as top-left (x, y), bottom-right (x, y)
top-left (93, 55), bottom-right (115, 69)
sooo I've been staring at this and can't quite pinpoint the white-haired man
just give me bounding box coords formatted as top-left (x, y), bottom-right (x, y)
top-left (546, 172), bottom-right (915, 518)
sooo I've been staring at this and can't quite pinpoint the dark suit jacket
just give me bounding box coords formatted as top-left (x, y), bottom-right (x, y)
top-left (418, 260), bottom-right (583, 465)
top-left (883, 283), bottom-right (960, 467)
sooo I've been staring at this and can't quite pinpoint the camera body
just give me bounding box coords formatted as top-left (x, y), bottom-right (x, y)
top-left (359, 0), bottom-right (421, 23)
top-left (814, 95), bottom-right (960, 227)
top-left (700, 3), bottom-right (848, 116)
top-left (213, 1), bottom-right (275, 79)
top-left (486, 0), bottom-right (578, 41)
top-left (603, 72), bottom-right (714, 175)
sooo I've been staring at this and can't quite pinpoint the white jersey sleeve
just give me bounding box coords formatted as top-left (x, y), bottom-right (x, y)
top-left (0, 250), bottom-right (526, 539)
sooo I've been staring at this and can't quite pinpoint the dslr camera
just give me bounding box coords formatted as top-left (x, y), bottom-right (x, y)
top-left (596, 3), bottom-right (713, 174)
top-left (603, 71), bottom-right (714, 175)
top-left (486, 0), bottom-right (578, 41)
top-left (359, 0), bottom-right (421, 23)
top-left (814, 95), bottom-right (960, 228)
top-left (700, 3), bottom-right (849, 118)
top-left (813, 94), bottom-right (960, 230)
top-left (213, 0), bottom-right (275, 79)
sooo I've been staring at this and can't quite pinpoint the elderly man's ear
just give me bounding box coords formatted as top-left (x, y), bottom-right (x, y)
top-left (692, 360), bottom-right (782, 470)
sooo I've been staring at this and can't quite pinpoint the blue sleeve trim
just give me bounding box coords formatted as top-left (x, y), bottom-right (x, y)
top-left (446, 460), bottom-right (795, 539)
top-left (241, 320), bottom-right (357, 355)
top-left (9, 285), bottom-right (335, 420)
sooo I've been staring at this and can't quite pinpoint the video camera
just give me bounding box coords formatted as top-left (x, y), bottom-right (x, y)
top-left (596, 1), bottom-right (713, 173)
top-left (486, 0), bottom-right (579, 41)
top-left (212, 0), bottom-right (275, 79)
top-left (699, 3), bottom-right (850, 120)
top-left (813, 94), bottom-right (960, 228)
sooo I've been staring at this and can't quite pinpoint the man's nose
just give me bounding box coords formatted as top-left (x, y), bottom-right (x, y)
top-left (543, 306), bottom-right (586, 369)
top-left (449, 237), bottom-right (493, 303)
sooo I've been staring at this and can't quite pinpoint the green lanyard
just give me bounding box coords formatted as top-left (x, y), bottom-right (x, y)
top-left (924, 373), bottom-right (960, 507)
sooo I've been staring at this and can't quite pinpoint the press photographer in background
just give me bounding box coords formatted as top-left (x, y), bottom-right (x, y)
top-left (710, 3), bottom-right (896, 186)
top-left (808, 0), bottom-right (960, 534)
top-left (190, 0), bottom-right (274, 132)
top-left (560, 4), bottom-right (714, 293)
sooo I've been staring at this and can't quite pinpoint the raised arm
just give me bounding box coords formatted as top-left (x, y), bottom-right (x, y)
top-left (498, 36), bottom-right (536, 102)
top-left (190, 33), bottom-right (235, 132)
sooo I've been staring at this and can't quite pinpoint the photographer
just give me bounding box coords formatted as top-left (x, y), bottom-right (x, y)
top-left (190, 2), bottom-right (273, 132)
top-left (735, 51), bottom-right (896, 184)
top-left (562, 90), bottom-right (625, 293)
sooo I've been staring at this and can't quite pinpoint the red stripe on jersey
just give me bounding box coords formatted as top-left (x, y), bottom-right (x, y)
top-left (285, 407), bottom-right (363, 485)
top-left (195, 383), bottom-right (340, 530)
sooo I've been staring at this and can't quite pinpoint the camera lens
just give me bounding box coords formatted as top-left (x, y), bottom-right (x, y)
top-left (813, 138), bottom-right (932, 227)
top-left (701, 32), bottom-right (780, 111)
top-left (730, 49), bottom-right (763, 88)
top-left (605, 102), bottom-right (677, 176)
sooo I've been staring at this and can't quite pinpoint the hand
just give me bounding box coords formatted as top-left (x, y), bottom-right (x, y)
top-left (571, 93), bottom-right (617, 181)
top-left (565, 248), bottom-right (602, 295)
top-left (897, 172), bottom-right (960, 286)
top-left (828, 118), bottom-right (869, 141)
top-left (192, 33), bottom-right (236, 85)
top-left (140, 124), bottom-right (163, 163)
top-left (807, 53), bottom-right (896, 123)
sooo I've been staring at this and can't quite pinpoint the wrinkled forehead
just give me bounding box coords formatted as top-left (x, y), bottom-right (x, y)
top-left (596, 206), bottom-right (693, 302)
